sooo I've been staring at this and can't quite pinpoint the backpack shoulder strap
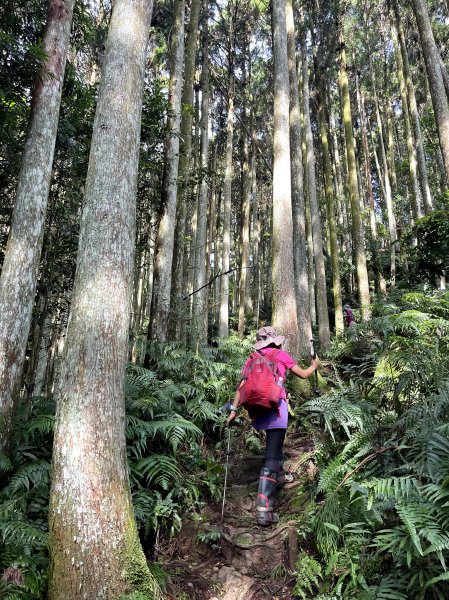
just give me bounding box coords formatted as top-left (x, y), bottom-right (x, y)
top-left (242, 352), bottom-right (259, 380)
top-left (267, 349), bottom-right (281, 362)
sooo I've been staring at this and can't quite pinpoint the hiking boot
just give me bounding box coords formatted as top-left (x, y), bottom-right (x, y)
top-left (256, 468), bottom-right (279, 526)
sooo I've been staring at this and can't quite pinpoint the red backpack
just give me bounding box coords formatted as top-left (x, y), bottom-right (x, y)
top-left (239, 349), bottom-right (282, 415)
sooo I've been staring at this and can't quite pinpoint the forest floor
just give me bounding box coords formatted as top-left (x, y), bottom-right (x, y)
top-left (160, 428), bottom-right (316, 600)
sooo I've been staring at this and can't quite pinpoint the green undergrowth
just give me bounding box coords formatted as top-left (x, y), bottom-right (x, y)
top-left (0, 335), bottom-right (250, 598)
top-left (2, 291), bottom-right (449, 598)
top-left (291, 290), bottom-right (449, 599)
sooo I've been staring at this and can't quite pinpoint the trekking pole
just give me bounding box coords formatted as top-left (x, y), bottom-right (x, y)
top-left (221, 426), bottom-right (231, 525)
top-left (310, 338), bottom-right (319, 394)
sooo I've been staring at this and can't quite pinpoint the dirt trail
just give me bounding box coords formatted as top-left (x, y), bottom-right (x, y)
top-left (163, 432), bottom-right (315, 600)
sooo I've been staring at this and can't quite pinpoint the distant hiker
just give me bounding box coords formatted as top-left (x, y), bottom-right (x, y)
top-left (343, 304), bottom-right (356, 328)
top-left (226, 326), bottom-right (319, 526)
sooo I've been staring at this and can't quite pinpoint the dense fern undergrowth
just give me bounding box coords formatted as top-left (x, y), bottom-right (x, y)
top-left (0, 336), bottom-right (251, 599)
top-left (1, 290), bottom-right (449, 599)
top-left (293, 290), bottom-right (449, 600)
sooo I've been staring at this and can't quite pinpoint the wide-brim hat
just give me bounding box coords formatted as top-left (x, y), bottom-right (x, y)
top-left (254, 326), bottom-right (285, 350)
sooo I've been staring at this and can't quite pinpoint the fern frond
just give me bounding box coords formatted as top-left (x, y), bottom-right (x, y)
top-left (134, 455), bottom-right (182, 490)
top-left (0, 453), bottom-right (13, 474)
top-left (0, 518), bottom-right (48, 547)
top-left (292, 551), bottom-right (322, 599)
top-left (427, 432), bottom-right (449, 484)
top-left (1, 460), bottom-right (50, 497)
top-left (26, 415), bottom-right (55, 436)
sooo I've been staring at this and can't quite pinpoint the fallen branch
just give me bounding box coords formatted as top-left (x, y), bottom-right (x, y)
top-left (335, 446), bottom-right (394, 492)
top-left (183, 267), bottom-right (251, 300)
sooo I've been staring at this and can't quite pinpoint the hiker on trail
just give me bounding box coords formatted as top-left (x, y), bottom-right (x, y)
top-left (343, 304), bottom-right (356, 328)
top-left (226, 326), bottom-right (319, 527)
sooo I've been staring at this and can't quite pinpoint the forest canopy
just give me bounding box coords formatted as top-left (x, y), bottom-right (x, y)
top-left (1, 0), bottom-right (449, 598)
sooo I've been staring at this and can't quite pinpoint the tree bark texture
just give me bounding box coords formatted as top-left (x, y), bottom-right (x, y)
top-left (250, 139), bottom-right (261, 330)
top-left (393, 0), bottom-right (433, 213)
top-left (0, 0), bottom-right (75, 455)
top-left (286, 0), bottom-right (311, 354)
top-left (317, 84), bottom-right (344, 336)
top-left (192, 10), bottom-right (210, 345)
top-left (169, 0), bottom-right (201, 339)
top-left (48, 2), bottom-right (159, 598)
top-left (218, 47), bottom-right (235, 338)
top-left (371, 61), bottom-right (398, 285)
top-left (358, 87), bottom-right (387, 296)
top-left (411, 0), bottom-right (449, 187)
top-left (302, 46), bottom-right (330, 349)
top-left (148, 0), bottom-right (185, 341)
top-left (238, 87), bottom-right (251, 339)
top-left (391, 18), bottom-right (423, 220)
top-left (339, 40), bottom-right (371, 320)
top-left (271, 0), bottom-right (299, 354)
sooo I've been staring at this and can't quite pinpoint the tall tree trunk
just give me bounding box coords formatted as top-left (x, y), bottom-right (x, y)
top-left (206, 141), bottom-right (217, 327)
top-left (393, 0), bottom-right (433, 213)
top-left (338, 37), bottom-right (371, 319)
top-left (148, 0), bottom-right (185, 341)
top-left (237, 133), bottom-right (251, 338)
top-left (251, 139), bottom-right (261, 329)
top-left (299, 52), bottom-right (316, 327)
top-left (438, 55), bottom-right (449, 101)
top-left (317, 83), bottom-right (344, 336)
top-left (358, 87), bottom-right (387, 296)
top-left (0, 0), bottom-right (75, 455)
top-left (48, 2), bottom-right (159, 598)
top-left (184, 88), bottom-right (201, 337)
top-left (238, 44), bottom-right (252, 339)
top-left (31, 312), bottom-right (52, 397)
top-left (218, 17), bottom-right (235, 338)
top-left (371, 62), bottom-right (398, 285)
top-left (286, 0), bottom-right (311, 354)
top-left (386, 104), bottom-right (397, 195)
top-left (302, 45), bottom-right (330, 349)
top-left (391, 17), bottom-right (423, 220)
top-left (192, 8), bottom-right (210, 344)
top-left (271, 0), bottom-right (299, 354)
top-left (306, 199), bottom-right (316, 325)
top-left (169, 0), bottom-right (201, 339)
top-left (131, 238), bottom-right (146, 363)
top-left (330, 109), bottom-right (351, 264)
top-left (411, 0), bottom-right (449, 186)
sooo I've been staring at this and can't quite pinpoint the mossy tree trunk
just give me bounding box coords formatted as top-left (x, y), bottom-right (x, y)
top-left (371, 60), bottom-right (398, 286)
top-left (392, 0), bottom-right (433, 213)
top-left (0, 0), bottom-right (75, 456)
top-left (338, 36), bottom-right (371, 320)
top-left (48, 1), bottom-right (159, 598)
top-left (391, 17), bottom-right (423, 221)
top-left (192, 5), bottom-right (210, 344)
top-left (238, 46), bottom-right (252, 339)
top-left (148, 0), bottom-right (185, 342)
top-left (169, 0), bottom-right (201, 340)
top-left (250, 134), bottom-right (261, 329)
top-left (411, 0), bottom-right (449, 187)
top-left (219, 1), bottom-right (236, 338)
top-left (356, 83), bottom-right (387, 297)
top-left (317, 82), bottom-right (344, 336)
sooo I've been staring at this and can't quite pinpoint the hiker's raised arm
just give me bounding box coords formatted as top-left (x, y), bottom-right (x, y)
top-left (290, 357), bottom-right (319, 379)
